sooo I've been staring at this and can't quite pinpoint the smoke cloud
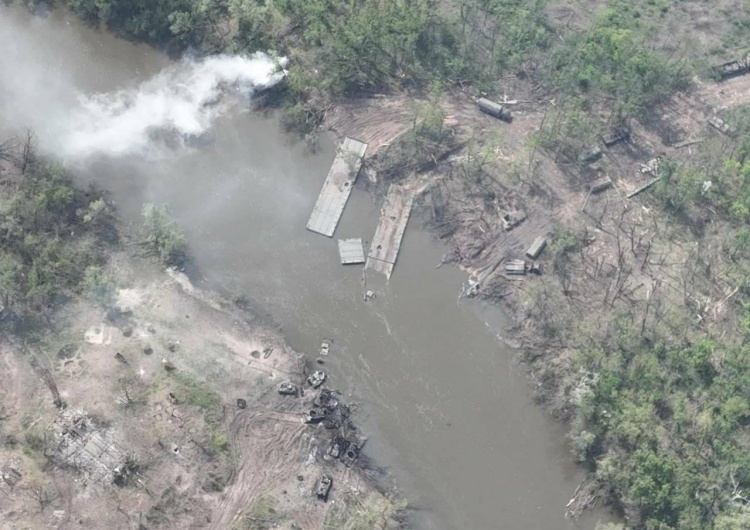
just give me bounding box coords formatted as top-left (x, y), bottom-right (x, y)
top-left (0, 8), bottom-right (286, 161)
top-left (63, 54), bottom-right (288, 159)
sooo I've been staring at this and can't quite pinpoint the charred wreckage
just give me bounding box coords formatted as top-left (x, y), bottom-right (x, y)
top-left (274, 356), bottom-right (369, 503)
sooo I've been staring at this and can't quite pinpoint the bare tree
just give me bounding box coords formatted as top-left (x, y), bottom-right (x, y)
top-left (30, 357), bottom-right (66, 410)
top-left (20, 128), bottom-right (35, 174)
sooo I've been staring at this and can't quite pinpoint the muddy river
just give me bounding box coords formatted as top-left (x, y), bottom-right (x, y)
top-left (1, 6), bottom-right (612, 529)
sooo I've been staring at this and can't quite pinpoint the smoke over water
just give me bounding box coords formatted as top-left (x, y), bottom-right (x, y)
top-left (0, 9), bottom-right (288, 163)
top-left (63, 54), bottom-right (287, 159)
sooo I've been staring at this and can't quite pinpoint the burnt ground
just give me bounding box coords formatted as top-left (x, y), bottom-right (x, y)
top-left (0, 255), bottom-right (403, 529)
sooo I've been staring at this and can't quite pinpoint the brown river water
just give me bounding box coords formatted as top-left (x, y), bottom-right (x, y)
top-left (0, 6), bottom-right (614, 529)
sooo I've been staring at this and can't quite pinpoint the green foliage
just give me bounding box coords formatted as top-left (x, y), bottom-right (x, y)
top-left (572, 336), bottom-right (750, 529)
top-left (447, 0), bottom-right (550, 85)
top-left (323, 491), bottom-right (406, 530)
top-left (536, 98), bottom-right (600, 162)
top-left (280, 0), bottom-right (434, 92)
top-left (0, 154), bottom-right (115, 321)
top-left (232, 495), bottom-right (285, 530)
top-left (170, 371), bottom-right (221, 411)
top-left (140, 203), bottom-right (188, 267)
top-left (67, 0), bottom-right (221, 44)
top-left (595, 523), bottom-right (626, 530)
top-left (208, 431), bottom-right (230, 456)
top-left (654, 108), bottom-right (750, 226)
top-left (547, 0), bottom-right (689, 118)
top-left (572, 126), bottom-right (750, 524)
top-left (22, 421), bottom-right (53, 456)
top-left (165, 372), bottom-right (230, 457)
top-left (82, 265), bottom-right (117, 307)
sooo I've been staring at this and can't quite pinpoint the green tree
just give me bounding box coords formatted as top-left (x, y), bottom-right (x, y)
top-left (140, 203), bottom-right (188, 267)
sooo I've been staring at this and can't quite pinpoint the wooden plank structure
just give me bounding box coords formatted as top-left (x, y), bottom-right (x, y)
top-left (526, 236), bottom-right (547, 259)
top-left (338, 238), bottom-right (365, 265)
top-left (366, 184), bottom-right (413, 279)
top-left (306, 138), bottom-right (368, 237)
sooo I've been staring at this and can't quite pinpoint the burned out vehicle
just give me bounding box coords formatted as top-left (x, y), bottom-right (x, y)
top-left (306, 408), bottom-right (327, 424)
top-left (477, 97), bottom-right (513, 123)
top-left (316, 474), bottom-right (333, 501)
top-left (329, 436), bottom-right (350, 459)
top-left (341, 444), bottom-right (361, 467)
top-left (307, 370), bottom-right (326, 388)
top-left (278, 382), bottom-right (298, 395)
top-left (316, 389), bottom-right (340, 410)
top-left (602, 128), bottom-right (630, 147)
top-left (579, 147), bottom-right (603, 164)
top-left (708, 115), bottom-right (734, 136)
top-left (501, 210), bottom-right (526, 231)
top-left (713, 57), bottom-right (750, 80)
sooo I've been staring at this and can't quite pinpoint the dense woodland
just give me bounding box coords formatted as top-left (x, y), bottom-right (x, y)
top-left (0, 135), bottom-right (116, 325)
top-left (4, 0), bottom-right (748, 528)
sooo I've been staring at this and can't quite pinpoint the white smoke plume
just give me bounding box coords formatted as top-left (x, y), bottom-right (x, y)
top-left (62, 53), bottom-right (288, 158)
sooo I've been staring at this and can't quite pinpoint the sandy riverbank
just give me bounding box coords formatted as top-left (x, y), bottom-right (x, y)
top-left (0, 252), bottom-right (403, 529)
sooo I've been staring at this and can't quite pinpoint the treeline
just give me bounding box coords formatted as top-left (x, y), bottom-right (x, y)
top-left (62, 0), bottom-right (688, 131)
top-left (0, 134), bottom-right (117, 325)
top-left (0, 134), bottom-right (188, 329)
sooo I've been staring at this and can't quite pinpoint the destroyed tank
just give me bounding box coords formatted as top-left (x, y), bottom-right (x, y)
top-left (305, 408), bottom-right (326, 424)
top-left (278, 382), bottom-right (298, 395)
top-left (328, 436), bottom-right (350, 459)
top-left (316, 474), bottom-right (333, 501)
top-left (307, 370), bottom-right (326, 388)
top-left (341, 445), bottom-right (361, 467)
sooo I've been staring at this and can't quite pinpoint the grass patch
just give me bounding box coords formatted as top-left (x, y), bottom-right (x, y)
top-left (323, 492), bottom-right (406, 530)
top-left (232, 494), bottom-right (286, 530)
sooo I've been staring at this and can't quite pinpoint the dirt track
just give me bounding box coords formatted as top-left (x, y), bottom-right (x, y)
top-left (0, 257), bottom-right (398, 530)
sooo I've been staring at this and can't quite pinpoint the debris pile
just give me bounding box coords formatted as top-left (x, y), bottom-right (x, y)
top-left (112, 455), bottom-right (139, 487)
top-left (305, 389), bottom-right (349, 429)
top-left (52, 408), bottom-right (128, 485)
top-left (640, 157), bottom-right (660, 176)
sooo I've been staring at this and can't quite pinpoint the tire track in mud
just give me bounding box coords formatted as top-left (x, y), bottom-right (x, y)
top-left (325, 98), bottom-right (410, 155)
top-left (208, 409), bottom-right (307, 530)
